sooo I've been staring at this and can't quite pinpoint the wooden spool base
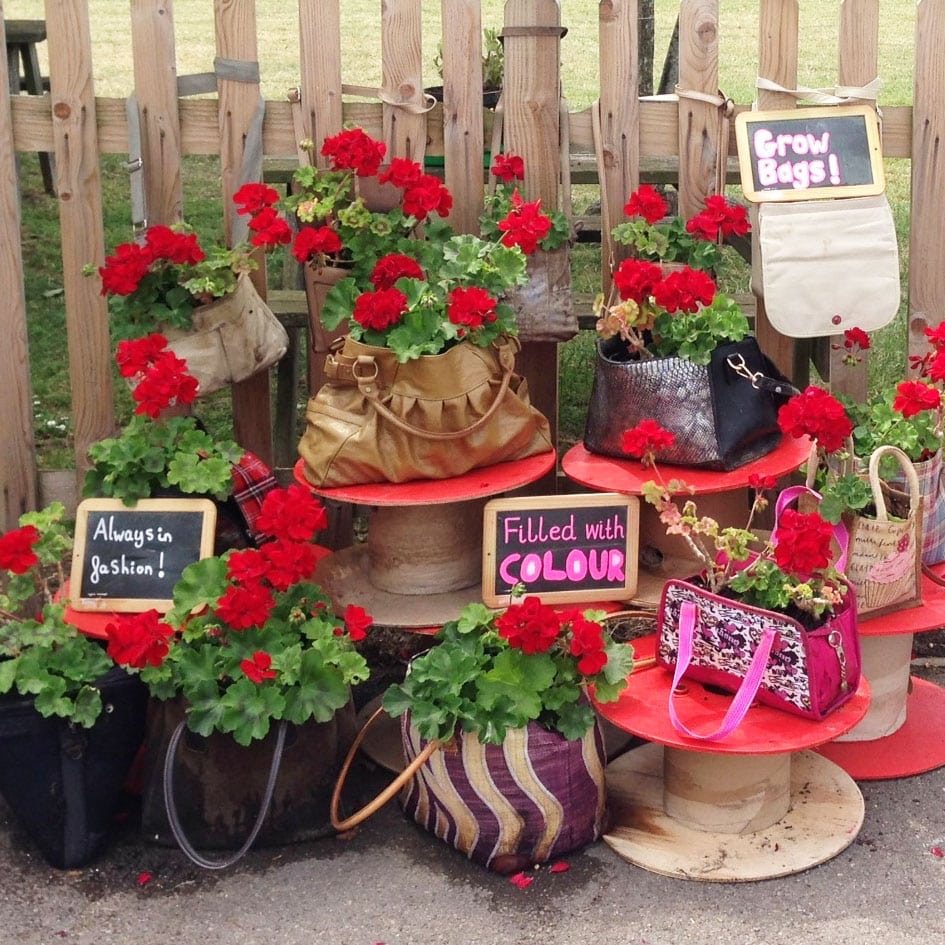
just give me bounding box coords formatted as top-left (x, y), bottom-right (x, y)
top-left (603, 743), bottom-right (864, 882)
top-left (817, 676), bottom-right (945, 780)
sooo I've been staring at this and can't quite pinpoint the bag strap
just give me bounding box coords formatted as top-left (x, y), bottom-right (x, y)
top-left (330, 706), bottom-right (440, 833)
top-left (347, 342), bottom-right (519, 443)
top-left (667, 600), bottom-right (778, 741)
top-left (162, 719), bottom-right (287, 871)
top-left (867, 445), bottom-right (922, 519)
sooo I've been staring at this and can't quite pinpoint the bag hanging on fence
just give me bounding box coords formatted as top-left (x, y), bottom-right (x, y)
top-left (656, 577), bottom-right (861, 741)
top-left (330, 707), bottom-right (607, 872)
top-left (501, 245), bottom-right (577, 343)
top-left (298, 334), bottom-right (554, 488)
top-left (751, 195), bottom-right (900, 337)
top-left (165, 272), bottom-right (289, 396)
top-left (583, 335), bottom-right (794, 470)
top-left (795, 445), bottom-right (923, 619)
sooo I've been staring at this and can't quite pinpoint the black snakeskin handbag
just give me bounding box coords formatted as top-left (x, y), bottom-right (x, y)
top-left (583, 336), bottom-right (795, 470)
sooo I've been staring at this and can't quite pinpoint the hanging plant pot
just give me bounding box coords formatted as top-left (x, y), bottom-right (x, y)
top-left (164, 272), bottom-right (289, 396)
top-left (502, 245), bottom-right (576, 343)
top-left (140, 695), bottom-right (358, 862)
top-left (0, 667), bottom-right (148, 869)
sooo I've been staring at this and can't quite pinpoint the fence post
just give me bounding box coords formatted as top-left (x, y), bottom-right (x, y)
top-left (0, 20), bottom-right (37, 527)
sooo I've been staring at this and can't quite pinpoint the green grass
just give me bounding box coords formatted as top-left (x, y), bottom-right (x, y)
top-left (6, 0), bottom-right (921, 465)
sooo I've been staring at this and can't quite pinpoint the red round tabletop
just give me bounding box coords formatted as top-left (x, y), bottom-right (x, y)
top-left (563, 436), bottom-right (812, 496)
top-left (293, 451), bottom-right (556, 506)
top-left (595, 634), bottom-right (871, 755)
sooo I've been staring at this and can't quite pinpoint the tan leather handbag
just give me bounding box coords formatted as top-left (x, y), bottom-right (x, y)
top-left (297, 334), bottom-right (553, 487)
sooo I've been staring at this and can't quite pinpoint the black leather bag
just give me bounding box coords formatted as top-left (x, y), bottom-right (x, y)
top-left (583, 336), bottom-right (795, 470)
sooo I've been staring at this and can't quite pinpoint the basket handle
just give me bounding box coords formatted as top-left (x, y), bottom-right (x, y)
top-left (330, 706), bottom-right (440, 833)
top-left (867, 445), bottom-right (922, 520)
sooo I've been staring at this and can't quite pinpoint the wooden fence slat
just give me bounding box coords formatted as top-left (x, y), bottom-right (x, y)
top-left (46, 0), bottom-right (113, 490)
top-left (440, 0), bottom-right (484, 235)
top-left (298, 0), bottom-right (343, 152)
top-left (598, 0), bottom-right (641, 293)
top-left (381, 0), bottom-right (426, 161)
top-left (910, 0), bottom-right (945, 359)
top-left (0, 20), bottom-right (37, 528)
top-left (215, 0), bottom-right (273, 465)
top-left (676, 0), bottom-right (720, 218)
top-left (130, 0), bottom-right (184, 227)
top-left (828, 0), bottom-right (880, 400)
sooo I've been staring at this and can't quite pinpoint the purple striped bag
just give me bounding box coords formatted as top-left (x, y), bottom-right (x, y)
top-left (398, 715), bottom-right (607, 871)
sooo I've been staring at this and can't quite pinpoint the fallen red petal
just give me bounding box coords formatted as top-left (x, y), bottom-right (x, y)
top-left (931, 846), bottom-right (944, 858)
top-left (136, 871), bottom-right (153, 887)
top-left (548, 861), bottom-right (570, 873)
top-left (509, 871), bottom-right (534, 889)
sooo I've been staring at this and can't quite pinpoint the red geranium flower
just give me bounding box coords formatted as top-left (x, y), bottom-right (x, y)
top-left (259, 538), bottom-right (318, 591)
top-left (621, 419), bottom-right (676, 466)
top-left (370, 253), bottom-right (425, 290)
top-left (685, 195), bottom-right (750, 241)
top-left (256, 484), bottom-right (329, 543)
top-left (352, 287), bottom-right (409, 332)
top-left (491, 153), bottom-right (525, 183)
top-left (342, 604), bottom-right (373, 641)
top-left (247, 206), bottom-right (293, 249)
top-left (0, 524), bottom-right (40, 574)
top-left (925, 323), bottom-right (945, 352)
top-left (447, 285), bottom-right (498, 331)
top-left (843, 327), bottom-right (871, 351)
top-left (567, 613), bottom-right (608, 676)
top-left (651, 266), bottom-right (716, 313)
top-left (292, 225), bottom-right (343, 263)
top-left (893, 380), bottom-right (942, 418)
top-left (772, 509), bottom-right (835, 578)
top-left (145, 225), bottom-right (205, 265)
top-left (777, 386), bottom-right (853, 454)
top-left (241, 651), bottom-right (278, 684)
top-left (623, 184), bottom-right (668, 224)
top-left (401, 174), bottom-right (453, 220)
top-left (215, 581), bottom-right (275, 630)
top-left (496, 189), bottom-right (552, 255)
top-left (105, 610), bottom-right (175, 669)
top-left (612, 258), bottom-right (662, 305)
top-left (321, 127), bottom-right (387, 177)
top-left (495, 596), bottom-right (562, 655)
top-left (99, 242), bottom-right (152, 296)
top-left (233, 182), bottom-right (280, 216)
top-left (226, 547), bottom-right (268, 585)
top-left (378, 157), bottom-right (424, 188)
top-left (130, 349), bottom-right (199, 417)
top-left (114, 333), bottom-right (169, 378)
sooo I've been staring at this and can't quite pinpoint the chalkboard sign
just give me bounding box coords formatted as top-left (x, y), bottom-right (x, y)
top-left (70, 498), bottom-right (217, 612)
top-left (482, 493), bottom-right (639, 607)
top-left (735, 105), bottom-right (885, 202)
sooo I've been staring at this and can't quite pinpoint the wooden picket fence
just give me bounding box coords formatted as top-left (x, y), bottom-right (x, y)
top-left (1, 0), bottom-right (944, 531)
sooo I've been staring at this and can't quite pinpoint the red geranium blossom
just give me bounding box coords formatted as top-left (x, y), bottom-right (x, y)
top-left (0, 524), bottom-right (40, 574)
top-left (748, 473), bottom-right (778, 491)
top-left (893, 380), bottom-right (942, 418)
top-left (772, 509), bottom-right (835, 578)
top-left (99, 241), bottom-right (152, 296)
top-left (777, 385), bottom-right (853, 454)
top-left (130, 349), bottom-right (199, 418)
top-left (378, 157), bottom-right (424, 188)
top-left (247, 206), bottom-right (293, 249)
top-left (256, 483), bottom-right (329, 542)
top-left (342, 604), bottom-right (373, 642)
top-left (843, 327), bottom-right (871, 351)
top-left (495, 596), bottom-right (562, 655)
top-left (370, 253), bottom-right (425, 290)
top-left (491, 152), bottom-right (525, 183)
top-left (685, 195), bottom-right (750, 241)
top-left (497, 190), bottom-right (552, 255)
top-left (241, 650), bottom-right (278, 684)
top-left (623, 183), bottom-right (668, 224)
top-left (145, 225), bottom-right (205, 266)
top-left (232, 182), bottom-right (280, 216)
top-left (352, 287), bottom-right (409, 332)
top-left (567, 612), bottom-right (608, 676)
top-left (401, 174), bottom-right (453, 220)
top-left (651, 266), bottom-right (716, 313)
top-left (114, 333), bottom-right (170, 379)
top-left (226, 547), bottom-right (269, 585)
top-left (259, 538), bottom-right (319, 591)
top-left (215, 581), bottom-right (275, 630)
top-left (622, 419), bottom-right (676, 466)
top-left (105, 610), bottom-right (175, 669)
top-left (447, 285), bottom-right (498, 331)
top-left (321, 127), bottom-right (387, 177)
top-left (925, 323), bottom-right (945, 351)
top-left (292, 225), bottom-right (343, 264)
top-left (612, 258), bottom-right (663, 305)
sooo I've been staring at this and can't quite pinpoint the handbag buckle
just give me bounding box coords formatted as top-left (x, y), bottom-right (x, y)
top-left (726, 353), bottom-right (763, 388)
top-left (827, 629), bottom-right (850, 692)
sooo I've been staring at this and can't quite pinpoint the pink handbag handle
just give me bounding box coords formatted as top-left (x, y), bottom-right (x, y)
top-left (667, 600), bottom-right (778, 741)
top-left (773, 484), bottom-right (849, 571)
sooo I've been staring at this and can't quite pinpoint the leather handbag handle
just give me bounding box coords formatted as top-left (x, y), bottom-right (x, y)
top-left (351, 342), bottom-right (517, 442)
top-left (330, 706), bottom-right (439, 833)
top-left (667, 600), bottom-right (777, 741)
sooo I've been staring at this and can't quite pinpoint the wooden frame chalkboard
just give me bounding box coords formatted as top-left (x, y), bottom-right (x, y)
top-left (70, 498), bottom-right (217, 613)
top-left (735, 105), bottom-right (885, 202)
top-left (482, 493), bottom-right (639, 607)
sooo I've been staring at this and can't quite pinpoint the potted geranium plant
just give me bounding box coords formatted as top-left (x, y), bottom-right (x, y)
top-left (333, 598), bottom-right (634, 872)
top-left (622, 419), bottom-right (861, 737)
top-left (104, 481), bottom-right (373, 866)
top-left (0, 504), bottom-right (148, 868)
top-left (91, 197), bottom-right (290, 395)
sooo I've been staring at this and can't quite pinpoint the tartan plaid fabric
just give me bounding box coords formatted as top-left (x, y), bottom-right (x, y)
top-left (230, 450), bottom-right (279, 544)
